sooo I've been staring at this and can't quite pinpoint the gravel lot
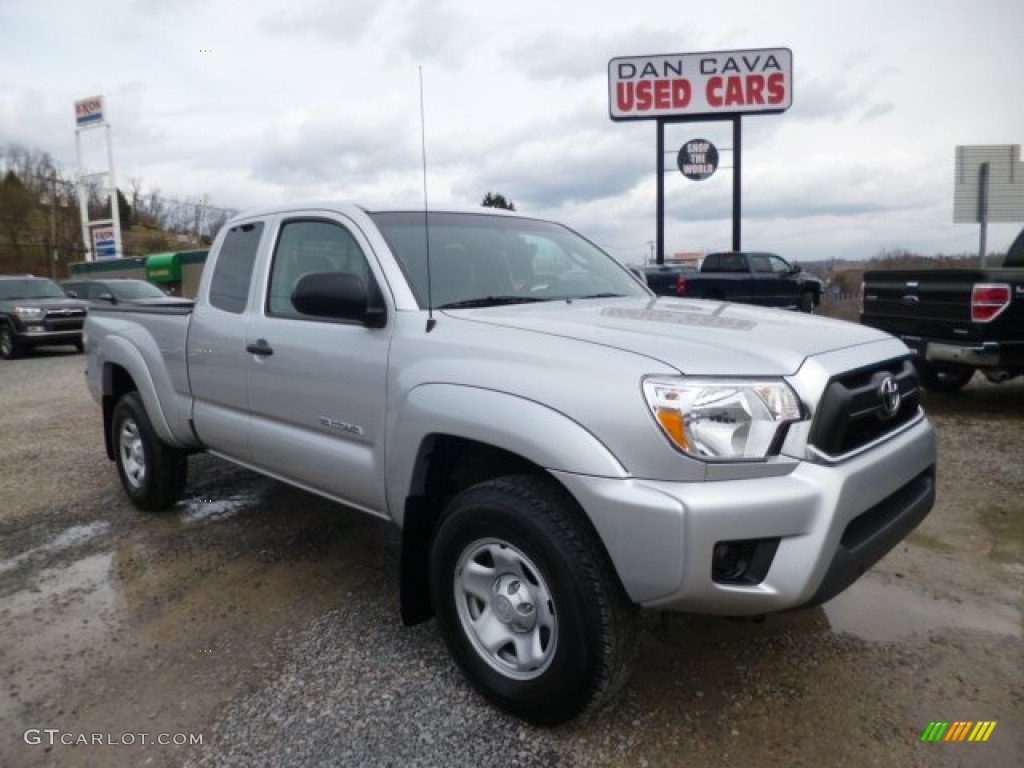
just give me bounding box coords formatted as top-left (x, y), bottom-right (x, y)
top-left (0, 347), bottom-right (1021, 768)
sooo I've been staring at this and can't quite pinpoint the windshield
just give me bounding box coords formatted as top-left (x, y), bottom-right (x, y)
top-left (369, 211), bottom-right (649, 308)
top-left (0, 278), bottom-right (66, 300)
top-left (110, 280), bottom-right (167, 300)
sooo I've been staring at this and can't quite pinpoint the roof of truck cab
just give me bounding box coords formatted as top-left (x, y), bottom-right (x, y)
top-left (226, 201), bottom-right (524, 221)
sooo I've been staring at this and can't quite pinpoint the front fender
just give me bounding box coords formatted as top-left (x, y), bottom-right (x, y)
top-left (385, 383), bottom-right (627, 525)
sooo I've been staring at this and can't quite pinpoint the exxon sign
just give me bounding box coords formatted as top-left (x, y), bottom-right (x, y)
top-left (75, 96), bottom-right (105, 127)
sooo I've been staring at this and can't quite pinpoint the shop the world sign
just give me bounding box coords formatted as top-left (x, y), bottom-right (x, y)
top-left (608, 48), bottom-right (792, 120)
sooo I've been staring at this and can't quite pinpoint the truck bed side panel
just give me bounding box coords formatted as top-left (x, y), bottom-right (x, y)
top-left (87, 306), bottom-right (197, 448)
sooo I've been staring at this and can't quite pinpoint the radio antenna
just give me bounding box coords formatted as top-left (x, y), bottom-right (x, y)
top-left (419, 66), bottom-right (436, 332)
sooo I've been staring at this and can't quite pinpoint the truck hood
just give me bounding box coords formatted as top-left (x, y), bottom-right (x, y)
top-left (446, 297), bottom-right (895, 376)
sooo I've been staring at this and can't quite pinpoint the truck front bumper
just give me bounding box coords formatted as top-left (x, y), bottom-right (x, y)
top-left (551, 414), bottom-right (936, 615)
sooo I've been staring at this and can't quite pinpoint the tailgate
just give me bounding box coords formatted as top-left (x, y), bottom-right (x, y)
top-left (861, 269), bottom-right (1011, 341)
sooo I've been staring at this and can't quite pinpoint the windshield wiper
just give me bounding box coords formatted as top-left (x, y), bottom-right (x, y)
top-left (575, 293), bottom-right (626, 299)
top-left (436, 296), bottom-right (548, 309)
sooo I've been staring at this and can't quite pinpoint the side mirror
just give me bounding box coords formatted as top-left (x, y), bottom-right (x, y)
top-left (64, 289), bottom-right (79, 298)
top-left (291, 272), bottom-right (386, 327)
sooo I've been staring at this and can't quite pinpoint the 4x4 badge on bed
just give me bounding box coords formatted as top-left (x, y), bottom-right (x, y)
top-left (878, 376), bottom-right (901, 419)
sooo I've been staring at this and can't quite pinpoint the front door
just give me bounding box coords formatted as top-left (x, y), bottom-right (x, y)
top-left (245, 214), bottom-right (392, 515)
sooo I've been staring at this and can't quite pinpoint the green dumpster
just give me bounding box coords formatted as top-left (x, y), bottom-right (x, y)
top-left (146, 252), bottom-right (182, 283)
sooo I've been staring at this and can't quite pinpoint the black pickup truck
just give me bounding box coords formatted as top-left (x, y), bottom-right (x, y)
top-left (0, 275), bottom-right (88, 359)
top-left (643, 252), bottom-right (822, 312)
top-left (860, 229), bottom-right (1024, 392)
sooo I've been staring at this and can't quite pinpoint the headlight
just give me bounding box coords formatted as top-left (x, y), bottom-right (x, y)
top-left (643, 377), bottom-right (803, 460)
top-left (14, 306), bottom-right (45, 320)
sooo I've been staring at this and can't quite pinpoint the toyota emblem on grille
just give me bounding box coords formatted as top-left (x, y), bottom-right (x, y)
top-left (878, 376), bottom-right (901, 419)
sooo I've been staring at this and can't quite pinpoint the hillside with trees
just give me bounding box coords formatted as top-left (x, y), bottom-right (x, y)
top-left (0, 143), bottom-right (235, 278)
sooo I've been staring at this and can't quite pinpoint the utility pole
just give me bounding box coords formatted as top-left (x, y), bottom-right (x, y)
top-left (49, 171), bottom-right (58, 279)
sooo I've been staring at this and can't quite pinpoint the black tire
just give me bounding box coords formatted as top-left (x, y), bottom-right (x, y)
top-left (111, 391), bottom-right (188, 511)
top-left (799, 291), bottom-right (815, 313)
top-left (429, 475), bottom-right (638, 725)
top-left (914, 362), bottom-right (974, 393)
top-left (0, 323), bottom-right (22, 359)
top-left (73, 339), bottom-right (84, 353)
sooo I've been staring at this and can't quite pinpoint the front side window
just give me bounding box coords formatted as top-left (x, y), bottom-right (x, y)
top-left (768, 255), bottom-right (792, 274)
top-left (209, 222), bottom-right (264, 314)
top-left (267, 219), bottom-right (373, 319)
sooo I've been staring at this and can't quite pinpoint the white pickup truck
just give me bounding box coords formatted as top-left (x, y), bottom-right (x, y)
top-left (85, 202), bottom-right (937, 724)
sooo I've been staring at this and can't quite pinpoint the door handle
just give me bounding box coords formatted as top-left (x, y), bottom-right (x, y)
top-left (246, 339), bottom-right (274, 356)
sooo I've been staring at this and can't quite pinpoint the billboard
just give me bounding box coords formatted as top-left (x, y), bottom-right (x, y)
top-left (953, 145), bottom-right (1024, 223)
top-left (75, 95), bottom-right (104, 127)
top-left (608, 48), bottom-right (792, 121)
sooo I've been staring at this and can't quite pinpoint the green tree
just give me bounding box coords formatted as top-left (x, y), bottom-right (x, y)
top-left (0, 171), bottom-right (34, 257)
top-left (482, 192), bottom-right (515, 211)
top-left (116, 188), bottom-right (133, 228)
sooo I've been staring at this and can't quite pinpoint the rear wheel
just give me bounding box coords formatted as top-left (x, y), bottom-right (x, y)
top-left (112, 391), bottom-right (188, 511)
top-left (430, 475), bottom-right (638, 725)
top-left (914, 362), bottom-right (974, 393)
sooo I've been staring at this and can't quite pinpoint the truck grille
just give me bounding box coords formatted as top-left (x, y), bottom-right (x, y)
top-left (45, 308), bottom-right (86, 331)
top-left (808, 357), bottom-right (920, 459)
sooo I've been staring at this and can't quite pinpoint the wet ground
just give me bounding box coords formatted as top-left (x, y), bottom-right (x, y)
top-left (1, 351), bottom-right (1021, 767)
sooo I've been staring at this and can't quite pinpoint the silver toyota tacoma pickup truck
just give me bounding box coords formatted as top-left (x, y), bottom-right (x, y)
top-left (85, 202), bottom-right (936, 724)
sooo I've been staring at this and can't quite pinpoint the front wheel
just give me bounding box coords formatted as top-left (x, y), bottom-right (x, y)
top-left (111, 391), bottom-right (188, 511)
top-left (799, 291), bottom-right (816, 313)
top-left (0, 324), bottom-right (22, 359)
top-left (430, 475), bottom-right (638, 725)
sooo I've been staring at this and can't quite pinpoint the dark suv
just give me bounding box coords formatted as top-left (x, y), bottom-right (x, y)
top-left (0, 275), bottom-right (88, 359)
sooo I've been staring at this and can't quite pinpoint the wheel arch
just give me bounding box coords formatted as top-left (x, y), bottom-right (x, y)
top-left (96, 336), bottom-right (191, 453)
top-left (101, 363), bottom-right (140, 460)
top-left (397, 425), bottom-right (627, 627)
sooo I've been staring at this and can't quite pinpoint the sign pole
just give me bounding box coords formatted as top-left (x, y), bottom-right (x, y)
top-left (977, 161), bottom-right (989, 266)
top-left (732, 115), bottom-right (742, 251)
top-left (656, 119), bottom-right (665, 265)
top-left (105, 123), bottom-right (123, 258)
top-left (74, 128), bottom-right (92, 261)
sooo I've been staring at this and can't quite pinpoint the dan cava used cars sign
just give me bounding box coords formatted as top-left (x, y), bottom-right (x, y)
top-left (608, 48), bottom-right (793, 120)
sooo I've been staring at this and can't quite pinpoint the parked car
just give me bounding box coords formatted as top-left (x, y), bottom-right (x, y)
top-left (640, 263), bottom-right (698, 295)
top-left (860, 227), bottom-right (1024, 391)
top-left (0, 275), bottom-right (88, 359)
top-left (648, 252), bottom-right (822, 312)
top-left (61, 278), bottom-right (191, 307)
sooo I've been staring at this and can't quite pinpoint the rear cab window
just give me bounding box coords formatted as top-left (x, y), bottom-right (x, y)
top-left (208, 222), bottom-right (265, 313)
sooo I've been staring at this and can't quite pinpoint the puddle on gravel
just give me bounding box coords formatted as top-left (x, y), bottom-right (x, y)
top-left (179, 490), bottom-right (265, 525)
top-left (0, 552), bottom-right (118, 723)
top-left (0, 521), bottom-right (110, 576)
top-left (823, 574), bottom-right (1021, 642)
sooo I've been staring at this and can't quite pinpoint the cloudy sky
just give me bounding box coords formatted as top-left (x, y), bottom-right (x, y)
top-left (1, 0), bottom-right (1021, 264)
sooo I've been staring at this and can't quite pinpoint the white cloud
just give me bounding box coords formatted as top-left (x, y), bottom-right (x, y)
top-left (0, 0), bottom-right (1020, 261)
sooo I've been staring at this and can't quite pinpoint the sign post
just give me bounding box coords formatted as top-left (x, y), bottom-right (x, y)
top-left (953, 145), bottom-right (1024, 265)
top-left (74, 95), bottom-right (123, 261)
top-left (608, 48), bottom-right (793, 263)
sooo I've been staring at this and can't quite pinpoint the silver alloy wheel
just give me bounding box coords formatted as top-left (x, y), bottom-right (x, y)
top-left (118, 418), bottom-right (146, 489)
top-left (454, 538), bottom-right (558, 680)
